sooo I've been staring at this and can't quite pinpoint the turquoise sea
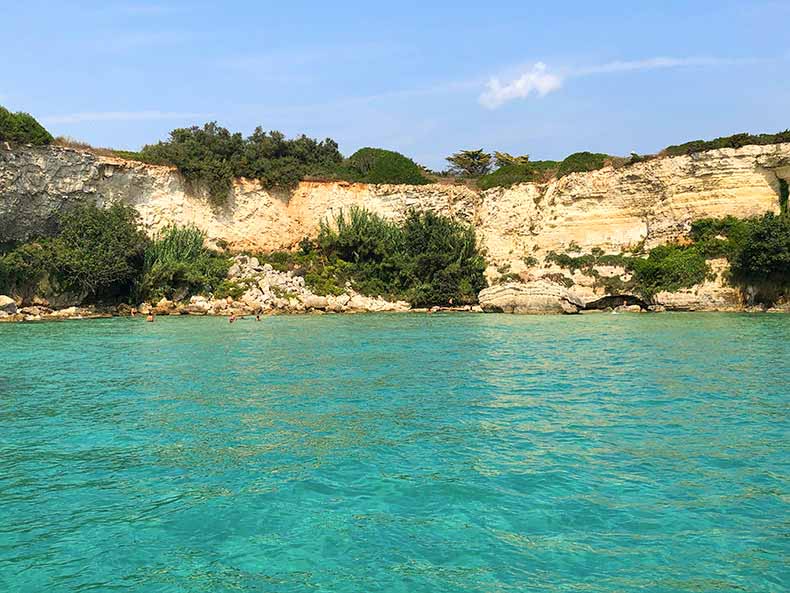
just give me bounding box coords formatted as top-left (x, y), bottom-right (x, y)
top-left (0, 313), bottom-right (788, 592)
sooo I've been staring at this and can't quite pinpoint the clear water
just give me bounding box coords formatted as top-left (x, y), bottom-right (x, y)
top-left (1, 313), bottom-right (788, 593)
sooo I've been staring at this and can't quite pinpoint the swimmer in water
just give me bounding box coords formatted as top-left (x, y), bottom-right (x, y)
top-left (146, 312), bottom-right (154, 322)
top-left (255, 314), bottom-right (261, 321)
top-left (229, 314), bottom-right (236, 323)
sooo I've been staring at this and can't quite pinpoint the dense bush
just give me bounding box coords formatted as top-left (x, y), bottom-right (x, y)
top-left (627, 245), bottom-right (709, 297)
top-left (664, 130), bottom-right (790, 156)
top-left (317, 206), bottom-right (485, 306)
top-left (1, 203), bottom-right (148, 300)
top-left (730, 213), bottom-right (790, 287)
top-left (138, 123), bottom-right (344, 205)
top-left (53, 203), bottom-right (148, 299)
top-left (477, 160), bottom-right (561, 190)
top-left (477, 164), bottom-right (536, 190)
top-left (136, 123), bottom-right (433, 204)
top-left (0, 241), bottom-right (52, 296)
top-left (137, 225), bottom-right (230, 301)
top-left (557, 152), bottom-right (612, 177)
top-left (0, 207), bottom-right (234, 305)
top-left (342, 148), bottom-right (429, 185)
top-left (0, 106), bottom-right (53, 145)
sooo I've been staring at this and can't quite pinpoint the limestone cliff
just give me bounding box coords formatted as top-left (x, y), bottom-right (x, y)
top-left (2, 142), bottom-right (788, 310)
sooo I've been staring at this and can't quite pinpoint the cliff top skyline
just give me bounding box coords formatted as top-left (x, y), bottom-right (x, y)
top-left (2, 1), bottom-right (788, 168)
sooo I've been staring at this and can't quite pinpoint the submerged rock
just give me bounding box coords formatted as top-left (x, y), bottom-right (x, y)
top-left (478, 281), bottom-right (584, 314)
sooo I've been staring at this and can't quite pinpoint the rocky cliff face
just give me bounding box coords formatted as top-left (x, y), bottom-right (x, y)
top-left (2, 142), bottom-right (788, 310)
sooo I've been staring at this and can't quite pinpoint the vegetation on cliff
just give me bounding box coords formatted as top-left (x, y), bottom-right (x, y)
top-left (340, 148), bottom-right (429, 185)
top-left (257, 207), bottom-right (486, 307)
top-left (136, 225), bottom-right (231, 301)
top-left (545, 212), bottom-right (790, 301)
top-left (664, 130), bottom-right (790, 157)
top-left (136, 123), bottom-right (344, 205)
top-left (0, 205), bottom-right (230, 305)
top-left (0, 106), bottom-right (53, 145)
top-left (0, 203), bottom-right (484, 308)
top-left (133, 123), bottom-right (430, 204)
top-left (0, 203), bottom-right (146, 300)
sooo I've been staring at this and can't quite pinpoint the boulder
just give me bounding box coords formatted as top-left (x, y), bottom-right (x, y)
top-left (0, 295), bottom-right (17, 315)
top-left (302, 295), bottom-right (328, 310)
top-left (478, 281), bottom-right (584, 314)
top-left (153, 297), bottom-right (175, 315)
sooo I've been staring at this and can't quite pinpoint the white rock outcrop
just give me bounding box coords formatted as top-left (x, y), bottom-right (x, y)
top-left (478, 281), bottom-right (585, 314)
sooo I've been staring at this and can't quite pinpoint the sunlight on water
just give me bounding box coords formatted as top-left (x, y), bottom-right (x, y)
top-left (1, 313), bottom-right (788, 592)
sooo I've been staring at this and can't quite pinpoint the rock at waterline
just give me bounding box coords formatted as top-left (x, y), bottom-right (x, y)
top-left (478, 281), bottom-right (585, 314)
top-left (0, 295), bottom-right (18, 315)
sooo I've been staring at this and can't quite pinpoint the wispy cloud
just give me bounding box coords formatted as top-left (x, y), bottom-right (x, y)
top-left (575, 56), bottom-right (756, 76)
top-left (41, 111), bottom-right (208, 124)
top-left (479, 62), bottom-right (562, 109)
top-left (480, 56), bottom-right (755, 109)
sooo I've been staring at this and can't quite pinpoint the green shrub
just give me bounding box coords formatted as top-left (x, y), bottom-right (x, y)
top-left (627, 245), bottom-right (709, 297)
top-left (0, 106), bottom-right (53, 145)
top-left (664, 130), bottom-right (790, 156)
top-left (343, 148), bottom-right (429, 185)
top-left (317, 206), bottom-right (485, 306)
top-left (137, 225), bottom-right (230, 301)
top-left (0, 241), bottom-right (53, 295)
top-left (730, 213), bottom-right (790, 287)
top-left (557, 152), bottom-right (612, 177)
top-left (478, 164), bottom-right (536, 190)
top-left (51, 203), bottom-right (148, 299)
top-left (138, 123), bottom-right (344, 205)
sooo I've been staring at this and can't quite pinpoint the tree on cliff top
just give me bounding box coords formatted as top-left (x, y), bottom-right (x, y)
top-left (446, 149), bottom-right (492, 177)
top-left (0, 106), bottom-right (53, 145)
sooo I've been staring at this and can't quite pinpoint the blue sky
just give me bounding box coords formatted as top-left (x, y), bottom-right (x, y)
top-left (2, 1), bottom-right (788, 168)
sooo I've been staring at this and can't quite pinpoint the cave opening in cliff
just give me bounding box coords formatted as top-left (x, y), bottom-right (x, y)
top-left (583, 294), bottom-right (649, 311)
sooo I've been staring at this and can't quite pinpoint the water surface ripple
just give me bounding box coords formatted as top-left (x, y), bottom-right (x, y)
top-left (0, 313), bottom-right (788, 592)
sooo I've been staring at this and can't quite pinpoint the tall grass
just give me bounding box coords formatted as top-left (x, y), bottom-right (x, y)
top-left (137, 225), bottom-right (229, 300)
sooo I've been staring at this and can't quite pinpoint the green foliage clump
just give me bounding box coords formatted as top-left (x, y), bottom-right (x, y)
top-left (557, 152), bottom-right (612, 177)
top-left (664, 130), bottom-right (790, 156)
top-left (138, 123), bottom-right (344, 206)
top-left (317, 206), bottom-right (486, 306)
top-left (1, 203), bottom-right (147, 300)
top-left (52, 203), bottom-right (148, 299)
top-left (545, 213), bottom-right (790, 301)
top-left (446, 149), bottom-right (492, 177)
top-left (627, 245), bottom-right (709, 297)
top-left (0, 242), bottom-right (52, 295)
top-left (342, 148), bottom-right (429, 185)
top-left (0, 106), bottom-right (53, 145)
top-left (477, 164), bottom-right (537, 190)
top-left (545, 244), bottom-right (708, 298)
top-left (478, 160), bottom-right (561, 189)
top-left (730, 213), bottom-right (790, 287)
top-left (137, 225), bottom-right (230, 301)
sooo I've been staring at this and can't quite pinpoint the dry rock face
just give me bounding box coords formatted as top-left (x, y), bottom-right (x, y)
top-left (478, 281), bottom-right (585, 314)
top-left (2, 142), bottom-right (789, 313)
top-left (4, 143), bottom-right (786, 257)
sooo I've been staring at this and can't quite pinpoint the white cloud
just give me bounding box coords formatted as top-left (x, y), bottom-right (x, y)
top-left (41, 111), bottom-right (208, 124)
top-left (479, 62), bottom-right (562, 109)
top-left (480, 56), bottom-right (754, 109)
